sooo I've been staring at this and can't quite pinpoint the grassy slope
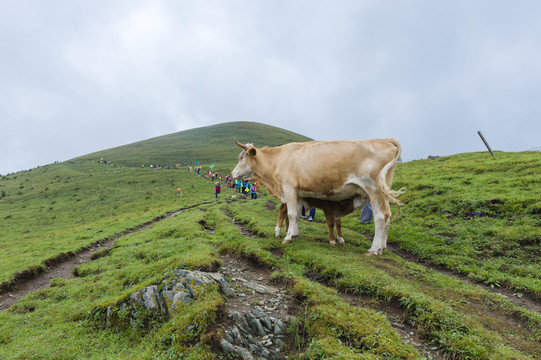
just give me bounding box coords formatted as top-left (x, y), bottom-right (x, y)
top-left (227, 194), bottom-right (541, 359)
top-left (2, 181), bottom-right (538, 359)
top-left (0, 122), bottom-right (540, 359)
top-left (0, 163), bottom-right (212, 288)
top-left (0, 121), bottom-right (311, 288)
top-left (74, 121), bottom-right (313, 168)
top-left (378, 151), bottom-right (539, 297)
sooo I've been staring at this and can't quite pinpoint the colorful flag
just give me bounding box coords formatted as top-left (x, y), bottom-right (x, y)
top-left (210, 164), bottom-right (215, 170)
top-left (195, 161), bottom-right (199, 165)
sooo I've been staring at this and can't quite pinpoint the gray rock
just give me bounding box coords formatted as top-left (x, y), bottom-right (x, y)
top-left (246, 315), bottom-right (266, 337)
top-left (274, 319), bottom-right (286, 335)
top-left (231, 310), bottom-right (251, 334)
top-left (225, 331), bottom-right (235, 344)
top-left (102, 269), bottom-right (236, 330)
top-left (220, 339), bottom-right (235, 353)
top-left (241, 280), bottom-right (278, 294)
top-left (252, 309), bottom-right (273, 330)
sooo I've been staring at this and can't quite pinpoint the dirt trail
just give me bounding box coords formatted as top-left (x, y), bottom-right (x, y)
top-left (384, 242), bottom-right (541, 314)
top-left (0, 202), bottom-right (211, 311)
top-left (225, 206), bottom-right (444, 360)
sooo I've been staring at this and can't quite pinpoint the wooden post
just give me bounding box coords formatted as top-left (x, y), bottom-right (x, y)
top-left (477, 131), bottom-right (495, 158)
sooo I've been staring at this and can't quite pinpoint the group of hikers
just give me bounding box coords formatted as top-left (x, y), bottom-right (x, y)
top-left (229, 178), bottom-right (259, 199)
top-left (212, 175), bottom-right (259, 200)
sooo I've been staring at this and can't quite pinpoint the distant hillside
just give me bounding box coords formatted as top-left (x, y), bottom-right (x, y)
top-left (74, 122), bottom-right (312, 167)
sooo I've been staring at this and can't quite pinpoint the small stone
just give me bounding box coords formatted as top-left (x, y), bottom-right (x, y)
top-left (220, 339), bottom-right (235, 352)
top-left (276, 338), bottom-right (286, 348)
top-left (274, 319), bottom-right (286, 335)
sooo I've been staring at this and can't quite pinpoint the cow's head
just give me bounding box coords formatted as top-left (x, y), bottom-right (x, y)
top-left (232, 138), bottom-right (256, 179)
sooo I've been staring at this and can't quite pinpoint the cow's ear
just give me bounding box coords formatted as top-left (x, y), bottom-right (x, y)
top-left (247, 147), bottom-right (257, 157)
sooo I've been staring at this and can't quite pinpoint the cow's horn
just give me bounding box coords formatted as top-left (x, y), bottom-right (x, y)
top-left (234, 138), bottom-right (248, 149)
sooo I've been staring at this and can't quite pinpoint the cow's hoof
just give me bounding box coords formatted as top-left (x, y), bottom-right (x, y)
top-left (365, 251), bottom-right (378, 256)
top-left (282, 238), bottom-right (293, 244)
top-left (329, 241), bottom-right (336, 246)
top-left (337, 237), bottom-right (345, 244)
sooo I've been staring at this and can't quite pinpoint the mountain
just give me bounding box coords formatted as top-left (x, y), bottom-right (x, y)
top-left (74, 121), bottom-right (313, 167)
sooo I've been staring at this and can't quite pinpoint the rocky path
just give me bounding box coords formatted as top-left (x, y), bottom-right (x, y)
top-left (218, 254), bottom-right (298, 359)
top-left (225, 206), bottom-right (444, 359)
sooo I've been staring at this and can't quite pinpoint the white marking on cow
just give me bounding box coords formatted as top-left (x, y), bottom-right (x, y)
top-left (366, 199), bottom-right (387, 255)
top-left (358, 173), bottom-right (377, 192)
top-left (353, 195), bottom-right (366, 209)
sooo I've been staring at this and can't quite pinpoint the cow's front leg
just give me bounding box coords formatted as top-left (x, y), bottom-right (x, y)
top-left (275, 203), bottom-right (288, 238)
top-left (283, 194), bottom-right (301, 244)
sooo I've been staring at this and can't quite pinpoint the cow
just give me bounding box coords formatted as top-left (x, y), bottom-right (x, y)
top-left (176, 188), bottom-right (183, 196)
top-left (254, 180), bottom-right (261, 192)
top-left (231, 138), bottom-right (406, 255)
top-left (276, 196), bottom-right (366, 245)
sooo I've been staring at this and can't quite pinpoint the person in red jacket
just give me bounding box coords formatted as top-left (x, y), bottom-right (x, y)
top-left (215, 182), bottom-right (221, 199)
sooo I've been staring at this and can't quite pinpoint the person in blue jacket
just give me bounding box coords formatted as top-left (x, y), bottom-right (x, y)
top-left (360, 200), bottom-right (373, 224)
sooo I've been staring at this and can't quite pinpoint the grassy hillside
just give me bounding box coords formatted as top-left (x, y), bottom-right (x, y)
top-left (0, 162), bottom-right (213, 289)
top-left (0, 122), bottom-right (540, 359)
top-left (367, 151), bottom-right (540, 297)
top-left (74, 121), bottom-right (313, 168)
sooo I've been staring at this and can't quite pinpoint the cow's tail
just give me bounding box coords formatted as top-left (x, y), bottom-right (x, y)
top-left (376, 138), bottom-right (407, 222)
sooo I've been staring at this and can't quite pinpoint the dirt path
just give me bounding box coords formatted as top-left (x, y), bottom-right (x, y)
top-left (225, 206), bottom-right (444, 359)
top-left (0, 202), bottom-right (211, 311)
top-left (384, 242), bottom-right (541, 314)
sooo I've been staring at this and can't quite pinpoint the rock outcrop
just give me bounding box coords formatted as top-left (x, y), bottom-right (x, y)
top-left (95, 269), bottom-right (234, 330)
top-left (91, 267), bottom-right (291, 359)
top-left (221, 308), bottom-right (289, 360)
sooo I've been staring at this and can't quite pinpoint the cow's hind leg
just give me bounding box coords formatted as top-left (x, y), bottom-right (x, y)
top-left (335, 216), bottom-right (345, 244)
top-left (366, 193), bottom-right (391, 256)
top-left (323, 210), bottom-right (336, 245)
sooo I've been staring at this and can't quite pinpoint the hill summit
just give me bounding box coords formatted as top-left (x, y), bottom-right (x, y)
top-left (75, 121), bottom-right (312, 167)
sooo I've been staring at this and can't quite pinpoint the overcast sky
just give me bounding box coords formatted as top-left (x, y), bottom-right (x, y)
top-left (1, 1), bottom-right (540, 174)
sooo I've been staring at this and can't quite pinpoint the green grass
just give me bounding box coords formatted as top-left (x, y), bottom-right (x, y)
top-left (0, 121), bottom-right (540, 359)
top-left (0, 204), bottom-right (224, 359)
top-left (0, 162), bottom-right (216, 288)
top-left (74, 121), bottom-right (312, 168)
top-left (225, 191), bottom-right (541, 359)
top-left (386, 151), bottom-right (540, 297)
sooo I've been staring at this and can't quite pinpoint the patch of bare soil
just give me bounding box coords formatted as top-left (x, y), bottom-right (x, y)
top-left (265, 200), bottom-right (277, 211)
top-left (0, 203), bottom-right (210, 311)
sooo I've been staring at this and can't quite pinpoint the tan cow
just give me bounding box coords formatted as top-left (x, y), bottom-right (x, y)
top-left (176, 188), bottom-right (183, 196)
top-left (276, 196), bottom-right (366, 245)
top-left (231, 138), bottom-right (405, 255)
